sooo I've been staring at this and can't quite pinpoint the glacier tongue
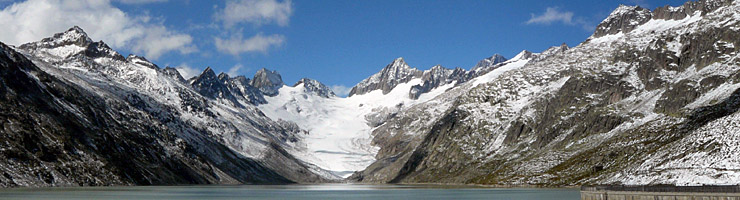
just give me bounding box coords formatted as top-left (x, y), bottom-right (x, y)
top-left (258, 76), bottom-right (458, 178)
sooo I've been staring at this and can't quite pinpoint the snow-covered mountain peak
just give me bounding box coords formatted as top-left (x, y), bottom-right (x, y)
top-left (251, 68), bottom-right (284, 96)
top-left (652, 0), bottom-right (732, 20)
top-left (389, 57), bottom-right (413, 70)
top-left (429, 64), bottom-right (445, 71)
top-left (18, 26), bottom-right (126, 61)
top-left (473, 54), bottom-right (506, 69)
top-left (189, 66), bottom-right (247, 105)
top-left (348, 57), bottom-right (423, 96)
top-left (163, 66), bottom-right (186, 82)
top-left (592, 5), bottom-right (652, 38)
top-left (390, 56), bottom-right (404, 63)
top-left (591, 0), bottom-right (732, 39)
top-left (190, 67), bottom-right (217, 83)
top-left (470, 53), bottom-right (507, 76)
top-left (613, 5), bottom-right (645, 15)
top-left (218, 72), bottom-right (230, 80)
top-left (538, 43), bottom-right (569, 59)
top-left (293, 78), bottom-right (336, 98)
top-left (511, 50), bottom-right (534, 61)
top-left (37, 26), bottom-right (93, 48)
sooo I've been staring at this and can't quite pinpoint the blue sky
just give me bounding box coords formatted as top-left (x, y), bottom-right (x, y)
top-left (0, 0), bottom-right (688, 96)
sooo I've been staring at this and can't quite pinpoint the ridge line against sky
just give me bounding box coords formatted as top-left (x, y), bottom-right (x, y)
top-left (0, 0), bottom-right (687, 96)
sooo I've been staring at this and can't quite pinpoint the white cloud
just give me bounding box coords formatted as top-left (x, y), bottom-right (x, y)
top-left (526, 7), bottom-right (574, 25)
top-left (131, 26), bottom-right (195, 59)
top-left (215, 0), bottom-right (293, 28)
top-left (227, 64), bottom-right (246, 76)
top-left (0, 0), bottom-right (195, 59)
top-left (526, 7), bottom-right (594, 31)
top-left (330, 85), bottom-right (351, 97)
top-left (114, 0), bottom-right (167, 4)
top-left (175, 63), bottom-right (201, 79)
top-left (214, 33), bottom-right (284, 56)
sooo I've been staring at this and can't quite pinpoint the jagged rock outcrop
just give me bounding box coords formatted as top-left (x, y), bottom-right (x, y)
top-left (293, 78), bottom-right (336, 98)
top-left (189, 68), bottom-right (241, 106)
top-left (251, 68), bottom-right (284, 96)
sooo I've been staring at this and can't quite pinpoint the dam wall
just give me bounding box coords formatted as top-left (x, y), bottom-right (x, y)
top-left (581, 185), bottom-right (740, 200)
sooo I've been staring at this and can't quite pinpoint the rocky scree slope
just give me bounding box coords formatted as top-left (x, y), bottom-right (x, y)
top-left (350, 0), bottom-right (740, 186)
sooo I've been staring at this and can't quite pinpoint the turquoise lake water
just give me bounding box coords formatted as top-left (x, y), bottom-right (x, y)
top-left (0, 184), bottom-right (580, 200)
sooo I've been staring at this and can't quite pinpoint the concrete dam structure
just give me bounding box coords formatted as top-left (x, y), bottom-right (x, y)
top-left (581, 185), bottom-right (740, 200)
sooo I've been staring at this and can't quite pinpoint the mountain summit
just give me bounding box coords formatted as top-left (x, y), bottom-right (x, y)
top-left (19, 26), bottom-right (124, 61)
top-left (251, 68), bottom-right (284, 96)
top-left (294, 78), bottom-right (336, 98)
top-left (349, 57), bottom-right (423, 96)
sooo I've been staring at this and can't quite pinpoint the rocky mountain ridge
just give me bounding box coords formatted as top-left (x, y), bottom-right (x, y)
top-left (1, 26), bottom-right (328, 187)
top-left (349, 54), bottom-right (512, 100)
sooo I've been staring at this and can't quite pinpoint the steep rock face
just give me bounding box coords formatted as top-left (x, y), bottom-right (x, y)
top-left (251, 68), bottom-right (284, 96)
top-left (349, 57), bottom-right (423, 96)
top-left (293, 78), bottom-right (336, 98)
top-left (352, 0), bottom-right (740, 186)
